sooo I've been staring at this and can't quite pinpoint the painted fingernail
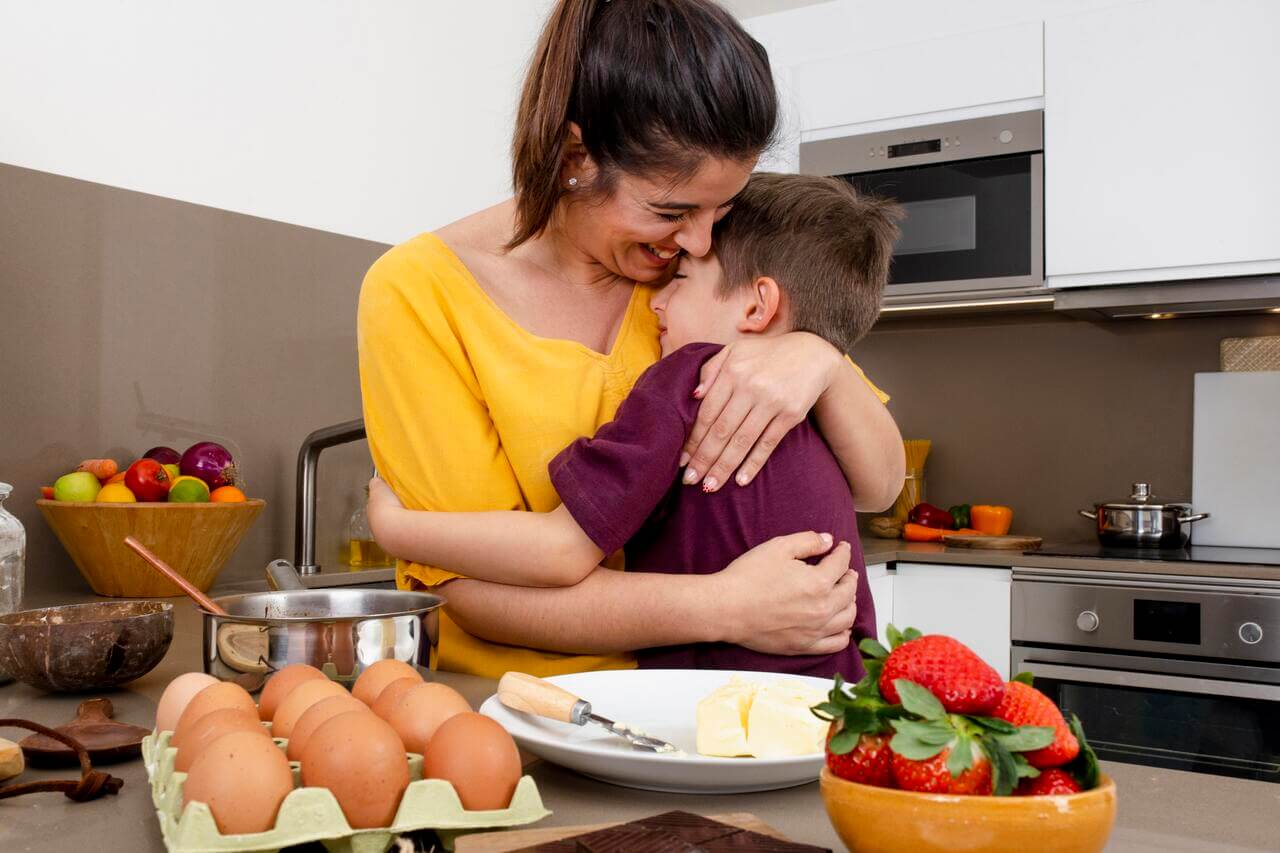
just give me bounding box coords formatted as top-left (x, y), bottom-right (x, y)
top-left (702, 476), bottom-right (719, 492)
top-left (683, 468), bottom-right (699, 485)
top-left (679, 452), bottom-right (691, 468)
top-left (735, 472), bottom-right (750, 486)
top-left (820, 532), bottom-right (833, 547)
top-left (692, 385), bottom-right (705, 398)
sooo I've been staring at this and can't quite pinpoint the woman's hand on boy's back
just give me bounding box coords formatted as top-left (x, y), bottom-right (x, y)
top-left (681, 332), bottom-right (842, 492)
top-left (711, 531), bottom-right (858, 656)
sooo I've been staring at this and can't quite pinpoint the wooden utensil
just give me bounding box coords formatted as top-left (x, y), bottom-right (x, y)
top-left (124, 535), bottom-right (228, 615)
top-left (455, 812), bottom-right (788, 852)
top-left (942, 534), bottom-right (1042, 550)
top-left (19, 699), bottom-right (150, 766)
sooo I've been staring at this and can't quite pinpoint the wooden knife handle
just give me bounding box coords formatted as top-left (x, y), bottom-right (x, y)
top-left (497, 672), bottom-right (585, 724)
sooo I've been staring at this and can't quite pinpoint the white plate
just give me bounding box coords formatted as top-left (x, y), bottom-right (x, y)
top-left (479, 669), bottom-right (831, 794)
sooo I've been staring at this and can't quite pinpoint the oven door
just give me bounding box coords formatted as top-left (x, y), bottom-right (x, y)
top-left (1012, 646), bottom-right (1280, 782)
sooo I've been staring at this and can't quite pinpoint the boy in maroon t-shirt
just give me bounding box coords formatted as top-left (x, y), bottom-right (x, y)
top-left (368, 173), bottom-right (900, 678)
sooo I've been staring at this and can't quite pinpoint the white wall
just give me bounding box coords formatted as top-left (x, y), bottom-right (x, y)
top-left (0, 1), bottom-right (553, 245)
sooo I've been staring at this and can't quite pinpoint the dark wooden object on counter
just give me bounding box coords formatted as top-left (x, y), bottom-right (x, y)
top-left (941, 534), bottom-right (1043, 550)
top-left (0, 717), bottom-right (123, 802)
top-left (19, 698), bottom-right (150, 766)
top-left (0, 600), bottom-right (173, 692)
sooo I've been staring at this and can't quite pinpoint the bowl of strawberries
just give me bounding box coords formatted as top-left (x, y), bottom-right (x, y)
top-left (815, 626), bottom-right (1116, 853)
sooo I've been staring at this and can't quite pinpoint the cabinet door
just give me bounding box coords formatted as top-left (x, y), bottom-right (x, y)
top-left (1045, 0), bottom-right (1280, 287)
top-left (865, 563), bottom-right (893, 646)
top-left (892, 563), bottom-right (1011, 679)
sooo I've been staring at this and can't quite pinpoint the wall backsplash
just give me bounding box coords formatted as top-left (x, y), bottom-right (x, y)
top-left (851, 310), bottom-right (1280, 544)
top-left (6, 162), bottom-right (1279, 601)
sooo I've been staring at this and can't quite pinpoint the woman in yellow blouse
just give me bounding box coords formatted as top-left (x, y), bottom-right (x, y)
top-left (357, 0), bottom-right (904, 680)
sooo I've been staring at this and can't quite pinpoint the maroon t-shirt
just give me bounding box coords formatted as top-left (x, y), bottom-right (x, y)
top-left (549, 342), bottom-right (871, 679)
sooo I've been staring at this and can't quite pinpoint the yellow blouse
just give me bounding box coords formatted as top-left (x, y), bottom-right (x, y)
top-left (357, 232), bottom-right (889, 680)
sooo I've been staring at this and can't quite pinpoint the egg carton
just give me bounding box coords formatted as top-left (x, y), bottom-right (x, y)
top-left (142, 730), bottom-right (551, 853)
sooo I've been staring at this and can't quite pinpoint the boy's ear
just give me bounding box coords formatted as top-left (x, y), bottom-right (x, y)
top-left (738, 276), bottom-right (783, 334)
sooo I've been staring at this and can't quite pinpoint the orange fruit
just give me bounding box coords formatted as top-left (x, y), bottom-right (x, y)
top-left (105, 471), bottom-right (127, 485)
top-left (210, 486), bottom-right (247, 503)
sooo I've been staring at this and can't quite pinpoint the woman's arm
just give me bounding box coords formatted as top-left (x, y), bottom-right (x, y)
top-left (441, 533), bottom-right (859, 655)
top-left (679, 332), bottom-right (904, 511)
top-left (367, 478), bottom-right (602, 587)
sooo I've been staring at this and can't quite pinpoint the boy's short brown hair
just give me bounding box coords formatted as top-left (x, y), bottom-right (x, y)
top-left (713, 172), bottom-right (901, 354)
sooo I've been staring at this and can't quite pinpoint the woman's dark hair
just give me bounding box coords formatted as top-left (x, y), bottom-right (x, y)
top-left (508, 0), bottom-right (778, 248)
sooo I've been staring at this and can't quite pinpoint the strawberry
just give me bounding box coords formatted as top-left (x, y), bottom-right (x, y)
top-left (826, 731), bottom-right (893, 787)
top-left (992, 681), bottom-right (1079, 768)
top-left (878, 635), bottom-right (1005, 714)
top-left (891, 741), bottom-right (992, 795)
top-left (1016, 768), bottom-right (1082, 796)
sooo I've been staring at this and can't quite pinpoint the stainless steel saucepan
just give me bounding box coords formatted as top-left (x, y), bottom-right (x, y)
top-left (1079, 482), bottom-right (1210, 548)
top-left (125, 538), bottom-right (442, 692)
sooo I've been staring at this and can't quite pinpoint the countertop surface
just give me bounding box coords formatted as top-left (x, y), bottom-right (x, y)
top-left (2, 594), bottom-right (1278, 852)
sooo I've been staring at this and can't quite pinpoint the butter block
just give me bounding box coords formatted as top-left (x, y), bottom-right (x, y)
top-left (695, 677), bottom-right (826, 758)
top-left (696, 677), bottom-right (757, 757)
top-left (745, 681), bottom-right (827, 758)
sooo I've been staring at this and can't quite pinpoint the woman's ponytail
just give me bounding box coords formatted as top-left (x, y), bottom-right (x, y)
top-left (508, 0), bottom-right (602, 249)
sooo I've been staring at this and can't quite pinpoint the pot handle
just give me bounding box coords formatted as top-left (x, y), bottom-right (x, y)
top-left (1078, 510), bottom-right (1097, 520)
top-left (1178, 512), bottom-right (1210, 524)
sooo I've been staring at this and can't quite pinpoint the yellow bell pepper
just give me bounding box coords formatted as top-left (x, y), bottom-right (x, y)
top-left (970, 505), bottom-right (1013, 536)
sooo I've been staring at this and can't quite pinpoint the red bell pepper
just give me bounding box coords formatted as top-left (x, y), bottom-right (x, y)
top-left (908, 502), bottom-right (956, 530)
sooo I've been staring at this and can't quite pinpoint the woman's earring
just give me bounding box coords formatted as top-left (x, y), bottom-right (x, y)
top-left (567, 177), bottom-right (578, 188)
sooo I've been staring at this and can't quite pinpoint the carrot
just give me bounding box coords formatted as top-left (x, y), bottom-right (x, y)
top-left (903, 522), bottom-right (948, 542)
top-left (40, 486), bottom-right (55, 500)
top-left (77, 459), bottom-right (119, 481)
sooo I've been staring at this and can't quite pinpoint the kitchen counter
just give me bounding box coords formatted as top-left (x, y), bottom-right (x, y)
top-left (859, 539), bottom-right (1280, 582)
top-left (2, 594), bottom-right (1277, 852)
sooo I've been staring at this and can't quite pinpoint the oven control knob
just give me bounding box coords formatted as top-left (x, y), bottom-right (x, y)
top-left (1239, 622), bottom-right (1263, 645)
top-left (998, 129), bottom-right (1014, 143)
top-left (1076, 610), bottom-right (1100, 632)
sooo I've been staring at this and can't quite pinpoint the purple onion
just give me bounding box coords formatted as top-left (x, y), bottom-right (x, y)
top-left (142, 446), bottom-right (182, 465)
top-left (180, 441), bottom-right (239, 490)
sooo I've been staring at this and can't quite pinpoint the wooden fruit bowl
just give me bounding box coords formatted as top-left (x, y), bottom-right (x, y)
top-left (36, 499), bottom-right (265, 597)
top-left (820, 767), bottom-right (1117, 853)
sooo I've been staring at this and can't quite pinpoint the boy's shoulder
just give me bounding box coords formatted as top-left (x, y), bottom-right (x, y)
top-left (631, 343), bottom-right (724, 416)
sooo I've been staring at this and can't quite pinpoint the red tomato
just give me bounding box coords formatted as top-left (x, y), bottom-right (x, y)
top-left (124, 458), bottom-right (171, 502)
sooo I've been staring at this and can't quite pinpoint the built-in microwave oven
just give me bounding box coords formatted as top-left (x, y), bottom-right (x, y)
top-left (800, 110), bottom-right (1047, 315)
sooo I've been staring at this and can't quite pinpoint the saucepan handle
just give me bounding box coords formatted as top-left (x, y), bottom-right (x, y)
top-left (265, 560), bottom-right (308, 591)
top-left (1178, 512), bottom-right (1210, 524)
top-left (1078, 510), bottom-right (1097, 520)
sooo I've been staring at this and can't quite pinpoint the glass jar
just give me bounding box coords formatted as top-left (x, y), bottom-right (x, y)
top-left (0, 482), bottom-right (24, 616)
top-left (347, 486), bottom-right (392, 570)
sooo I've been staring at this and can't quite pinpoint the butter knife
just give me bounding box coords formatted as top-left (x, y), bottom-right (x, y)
top-left (497, 671), bottom-right (677, 753)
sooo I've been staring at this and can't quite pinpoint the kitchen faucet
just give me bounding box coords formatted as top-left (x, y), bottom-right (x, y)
top-left (294, 418), bottom-right (366, 575)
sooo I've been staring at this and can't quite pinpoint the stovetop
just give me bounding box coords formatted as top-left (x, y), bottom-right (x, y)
top-left (1032, 542), bottom-right (1280, 568)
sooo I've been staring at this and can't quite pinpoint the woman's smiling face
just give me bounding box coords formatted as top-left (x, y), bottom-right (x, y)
top-left (565, 155), bottom-right (755, 282)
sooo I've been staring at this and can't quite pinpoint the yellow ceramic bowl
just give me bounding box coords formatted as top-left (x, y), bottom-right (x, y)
top-left (820, 767), bottom-right (1117, 853)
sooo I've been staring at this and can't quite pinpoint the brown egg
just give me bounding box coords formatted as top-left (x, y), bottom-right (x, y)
top-left (369, 677), bottom-right (420, 721)
top-left (351, 659), bottom-right (422, 706)
top-left (184, 730), bottom-right (294, 835)
top-left (286, 694), bottom-right (369, 761)
top-left (173, 708), bottom-right (271, 772)
top-left (173, 682), bottom-right (258, 746)
top-left (423, 712), bottom-right (521, 810)
top-left (271, 678), bottom-right (347, 739)
top-left (386, 682), bottom-right (471, 755)
top-left (155, 672), bottom-right (219, 734)
top-left (301, 711), bottom-right (409, 829)
top-left (257, 664), bottom-right (327, 722)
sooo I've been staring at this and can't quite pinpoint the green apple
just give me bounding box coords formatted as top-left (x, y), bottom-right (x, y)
top-left (53, 471), bottom-right (101, 502)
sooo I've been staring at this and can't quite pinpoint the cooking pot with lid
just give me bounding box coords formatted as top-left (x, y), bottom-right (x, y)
top-left (1079, 483), bottom-right (1209, 548)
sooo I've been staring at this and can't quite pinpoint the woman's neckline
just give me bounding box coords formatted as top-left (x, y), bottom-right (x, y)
top-left (425, 232), bottom-right (642, 362)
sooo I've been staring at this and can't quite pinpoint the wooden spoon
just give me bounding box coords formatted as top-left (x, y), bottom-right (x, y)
top-left (124, 536), bottom-right (228, 615)
top-left (19, 699), bottom-right (150, 767)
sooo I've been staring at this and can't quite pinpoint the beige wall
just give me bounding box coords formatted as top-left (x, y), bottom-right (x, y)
top-left (1, 164), bottom-right (389, 598)
top-left (5, 163), bottom-right (1279, 603)
top-left (852, 311), bottom-right (1280, 543)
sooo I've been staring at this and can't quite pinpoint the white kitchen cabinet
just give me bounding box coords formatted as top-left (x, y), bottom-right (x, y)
top-left (791, 21), bottom-right (1044, 138)
top-left (1045, 0), bottom-right (1280, 288)
top-left (891, 563), bottom-right (1012, 679)
top-left (864, 563), bottom-right (893, 646)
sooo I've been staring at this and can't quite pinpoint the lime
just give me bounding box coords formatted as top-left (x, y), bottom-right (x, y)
top-left (162, 463), bottom-right (181, 483)
top-left (96, 483), bottom-right (137, 503)
top-left (53, 471), bottom-right (101, 502)
top-left (168, 475), bottom-right (211, 503)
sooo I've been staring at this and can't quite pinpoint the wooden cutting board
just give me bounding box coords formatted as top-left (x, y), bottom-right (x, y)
top-left (455, 812), bottom-right (785, 852)
top-left (942, 534), bottom-right (1042, 550)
